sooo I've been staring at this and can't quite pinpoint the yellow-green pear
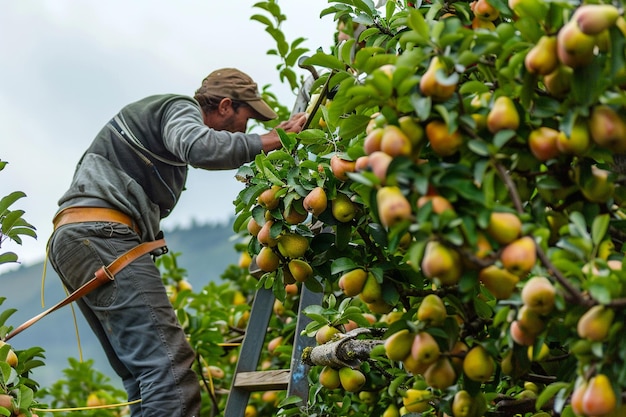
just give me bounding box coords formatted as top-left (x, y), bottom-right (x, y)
top-left (359, 272), bottom-right (383, 304)
top-left (556, 118), bottom-right (591, 155)
top-left (487, 96), bottom-right (520, 134)
top-left (416, 294), bottom-right (447, 326)
top-left (319, 365), bottom-right (341, 389)
top-left (288, 259), bottom-right (313, 283)
top-left (402, 388), bottom-right (432, 413)
top-left (384, 328), bottom-right (415, 361)
top-left (419, 56), bottom-right (456, 101)
top-left (521, 276), bottom-right (556, 315)
top-left (463, 345), bottom-right (495, 383)
top-left (524, 36), bottom-right (559, 75)
top-left (543, 64), bottom-right (573, 97)
top-left (479, 265), bottom-right (520, 300)
top-left (277, 233), bottom-right (310, 259)
top-left (452, 390), bottom-right (475, 417)
top-left (338, 268), bottom-right (368, 297)
top-left (486, 211), bottom-right (522, 245)
top-left (556, 20), bottom-right (596, 68)
top-left (332, 193), bottom-right (357, 223)
top-left (376, 186), bottom-right (413, 228)
top-left (580, 165), bottom-right (615, 203)
top-left (577, 304), bottom-right (615, 342)
top-left (423, 357), bottom-right (456, 390)
top-left (573, 4), bottom-right (620, 35)
top-left (421, 240), bottom-right (462, 285)
top-left (338, 367), bottom-right (366, 392)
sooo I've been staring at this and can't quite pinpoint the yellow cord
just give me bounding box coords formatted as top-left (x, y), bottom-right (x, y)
top-left (32, 398), bottom-right (141, 413)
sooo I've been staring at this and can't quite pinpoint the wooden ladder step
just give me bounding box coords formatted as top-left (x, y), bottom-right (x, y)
top-left (231, 369), bottom-right (290, 391)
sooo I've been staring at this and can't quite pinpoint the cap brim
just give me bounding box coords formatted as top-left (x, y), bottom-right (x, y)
top-left (247, 99), bottom-right (278, 121)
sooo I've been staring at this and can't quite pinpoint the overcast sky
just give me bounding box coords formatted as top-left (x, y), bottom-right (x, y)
top-left (0, 1), bottom-right (337, 274)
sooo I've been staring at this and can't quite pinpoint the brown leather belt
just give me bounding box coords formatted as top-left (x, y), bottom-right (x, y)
top-left (53, 207), bottom-right (140, 235)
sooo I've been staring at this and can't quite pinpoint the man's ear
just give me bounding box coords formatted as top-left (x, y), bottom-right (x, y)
top-left (218, 98), bottom-right (232, 116)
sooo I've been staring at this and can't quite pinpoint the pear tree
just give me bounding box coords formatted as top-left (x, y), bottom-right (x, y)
top-left (230, 0), bottom-right (626, 416)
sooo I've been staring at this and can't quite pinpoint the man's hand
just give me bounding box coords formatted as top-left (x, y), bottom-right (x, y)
top-left (260, 112), bottom-right (309, 152)
top-left (276, 112), bottom-right (308, 134)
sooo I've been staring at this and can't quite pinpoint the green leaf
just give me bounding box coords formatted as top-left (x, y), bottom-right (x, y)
top-left (591, 213), bottom-right (609, 246)
top-left (536, 382), bottom-right (570, 411)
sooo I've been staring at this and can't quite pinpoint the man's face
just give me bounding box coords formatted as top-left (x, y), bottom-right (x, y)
top-left (207, 99), bottom-right (257, 133)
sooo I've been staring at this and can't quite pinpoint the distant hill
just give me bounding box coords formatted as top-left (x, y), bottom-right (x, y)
top-left (0, 220), bottom-right (241, 389)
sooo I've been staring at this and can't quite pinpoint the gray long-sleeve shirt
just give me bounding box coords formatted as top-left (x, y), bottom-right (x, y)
top-left (57, 94), bottom-right (263, 242)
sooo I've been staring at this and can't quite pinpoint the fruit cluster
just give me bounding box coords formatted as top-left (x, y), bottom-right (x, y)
top-left (232, 0), bottom-right (626, 416)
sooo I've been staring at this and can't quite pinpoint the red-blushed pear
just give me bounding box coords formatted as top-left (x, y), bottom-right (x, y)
top-left (478, 265), bottom-right (520, 300)
top-left (423, 357), bottom-right (456, 390)
top-left (384, 328), bottom-right (415, 361)
top-left (319, 366), bottom-right (340, 389)
top-left (509, 320), bottom-right (537, 346)
top-left (255, 246), bottom-right (280, 272)
top-left (577, 304), bottom-right (615, 342)
top-left (354, 155), bottom-right (370, 172)
top-left (486, 211), bottom-right (522, 245)
top-left (500, 236), bottom-right (537, 277)
top-left (303, 186), bottom-right (328, 217)
top-left (416, 194), bottom-right (455, 215)
top-left (410, 331), bottom-right (441, 370)
top-left (528, 126), bottom-right (562, 162)
top-left (338, 367), bottom-right (366, 392)
top-left (573, 4), bottom-right (620, 35)
top-left (257, 185), bottom-right (282, 210)
top-left (582, 374), bottom-right (617, 416)
top-left (421, 240), bottom-right (462, 285)
top-left (381, 124), bottom-right (413, 157)
top-left (524, 35), bottom-right (559, 75)
top-left (376, 186), bottom-right (413, 228)
top-left (416, 294), bottom-right (447, 326)
top-left (338, 268), bottom-right (368, 297)
top-left (247, 217), bottom-right (262, 236)
top-left (471, 0), bottom-right (499, 20)
top-left (462, 345), bottom-right (495, 383)
top-left (556, 118), bottom-right (591, 155)
top-left (282, 199), bottom-right (308, 225)
top-left (570, 378), bottom-right (587, 416)
top-left (367, 151), bottom-right (394, 182)
top-left (257, 219), bottom-right (278, 247)
top-left (521, 276), bottom-right (556, 315)
top-left (288, 259), bottom-right (313, 283)
top-left (425, 120), bottom-right (463, 157)
top-left (363, 127), bottom-right (384, 154)
top-left (316, 324), bottom-right (341, 345)
top-left (487, 96), bottom-right (520, 134)
top-left (267, 336), bottom-right (284, 355)
top-left (556, 20), bottom-right (596, 68)
top-left (330, 154), bottom-right (356, 182)
top-left (419, 56), bottom-right (456, 101)
top-left (588, 104), bottom-right (626, 153)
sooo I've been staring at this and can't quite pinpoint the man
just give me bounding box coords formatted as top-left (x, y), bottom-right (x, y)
top-left (47, 68), bottom-right (307, 417)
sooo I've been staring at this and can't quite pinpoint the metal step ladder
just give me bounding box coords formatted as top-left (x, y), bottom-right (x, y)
top-left (223, 284), bottom-right (323, 417)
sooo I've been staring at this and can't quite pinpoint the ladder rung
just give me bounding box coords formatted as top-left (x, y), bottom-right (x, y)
top-left (232, 369), bottom-right (291, 391)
